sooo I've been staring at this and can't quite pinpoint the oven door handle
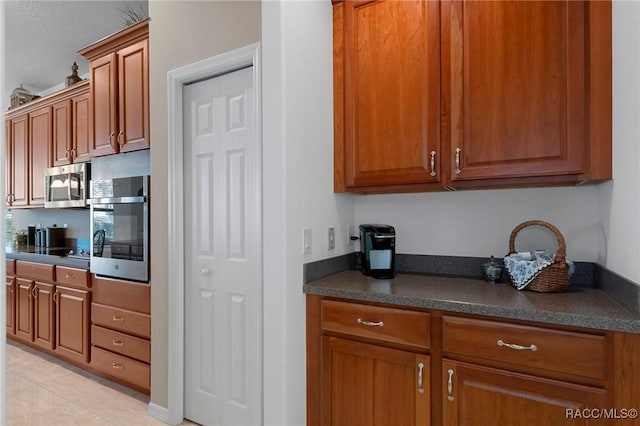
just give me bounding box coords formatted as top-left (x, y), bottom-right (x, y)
top-left (88, 196), bottom-right (146, 204)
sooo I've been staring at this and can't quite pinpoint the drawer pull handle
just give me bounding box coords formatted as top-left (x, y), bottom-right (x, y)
top-left (112, 363), bottom-right (124, 370)
top-left (65, 273), bottom-right (75, 279)
top-left (356, 318), bottom-right (384, 327)
top-left (497, 339), bottom-right (537, 352)
top-left (447, 369), bottom-right (455, 401)
top-left (112, 316), bottom-right (125, 322)
top-left (417, 362), bottom-right (425, 394)
top-left (112, 340), bottom-right (124, 347)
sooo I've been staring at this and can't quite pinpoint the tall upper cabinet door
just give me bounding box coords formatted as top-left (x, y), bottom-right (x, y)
top-left (11, 115), bottom-right (29, 207)
top-left (118, 39), bottom-right (149, 153)
top-left (72, 91), bottom-right (92, 163)
top-left (90, 52), bottom-right (119, 157)
top-left (28, 106), bottom-right (52, 206)
top-left (443, 0), bottom-right (586, 184)
top-left (52, 99), bottom-right (72, 166)
top-left (336, 0), bottom-right (441, 191)
top-left (5, 120), bottom-right (12, 207)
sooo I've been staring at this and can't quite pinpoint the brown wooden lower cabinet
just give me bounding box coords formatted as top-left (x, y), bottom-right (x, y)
top-left (6, 262), bottom-right (153, 394)
top-left (15, 278), bottom-right (34, 342)
top-left (322, 337), bottom-right (430, 426)
top-left (308, 295), bottom-right (640, 426)
top-left (33, 282), bottom-right (55, 350)
top-left (6, 276), bottom-right (16, 335)
top-left (90, 275), bottom-right (151, 393)
top-left (90, 346), bottom-right (150, 391)
top-left (442, 359), bottom-right (609, 426)
top-left (55, 286), bottom-right (90, 364)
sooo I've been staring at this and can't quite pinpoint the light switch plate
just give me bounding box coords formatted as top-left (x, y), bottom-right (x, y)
top-left (303, 228), bottom-right (312, 254)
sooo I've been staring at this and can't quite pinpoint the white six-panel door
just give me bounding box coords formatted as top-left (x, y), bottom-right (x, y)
top-left (183, 66), bottom-right (260, 426)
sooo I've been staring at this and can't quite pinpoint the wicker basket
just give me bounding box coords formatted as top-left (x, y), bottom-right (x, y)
top-left (507, 220), bottom-right (570, 292)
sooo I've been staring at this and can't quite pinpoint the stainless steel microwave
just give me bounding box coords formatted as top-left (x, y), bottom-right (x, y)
top-left (44, 163), bottom-right (90, 208)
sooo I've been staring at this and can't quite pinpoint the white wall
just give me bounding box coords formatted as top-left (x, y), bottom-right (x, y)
top-left (598, 1), bottom-right (640, 284)
top-left (355, 186), bottom-right (601, 261)
top-left (263, 2), bottom-right (355, 424)
top-left (148, 0), bottom-right (261, 411)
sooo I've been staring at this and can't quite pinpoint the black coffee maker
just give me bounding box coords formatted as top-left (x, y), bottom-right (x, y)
top-left (359, 224), bottom-right (396, 279)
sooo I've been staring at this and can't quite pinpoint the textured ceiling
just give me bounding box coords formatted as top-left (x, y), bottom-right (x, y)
top-left (3, 0), bottom-right (148, 110)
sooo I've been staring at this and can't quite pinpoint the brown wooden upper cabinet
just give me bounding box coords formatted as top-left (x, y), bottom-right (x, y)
top-left (6, 115), bottom-right (29, 207)
top-left (6, 82), bottom-right (92, 208)
top-left (79, 19), bottom-right (150, 157)
top-left (28, 106), bottom-right (53, 206)
top-left (333, 0), bottom-right (612, 193)
top-left (52, 81), bottom-right (91, 166)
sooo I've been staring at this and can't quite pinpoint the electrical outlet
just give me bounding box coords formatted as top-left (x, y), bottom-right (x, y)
top-left (303, 228), bottom-right (312, 254)
top-left (328, 227), bottom-right (335, 250)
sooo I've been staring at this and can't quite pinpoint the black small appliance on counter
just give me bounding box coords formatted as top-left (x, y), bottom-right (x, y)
top-left (359, 224), bottom-right (396, 279)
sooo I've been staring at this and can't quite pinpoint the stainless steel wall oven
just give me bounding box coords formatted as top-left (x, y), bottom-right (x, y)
top-left (89, 175), bottom-right (149, 282)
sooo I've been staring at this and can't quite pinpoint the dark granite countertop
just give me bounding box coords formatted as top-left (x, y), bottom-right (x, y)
top-left (6, 248), bottom-right (90, 270)
top-left (303, 270), bottom-right (640, 333)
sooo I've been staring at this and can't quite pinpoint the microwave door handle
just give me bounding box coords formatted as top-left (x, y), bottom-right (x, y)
top-left (70, 174), bottom-right (81, 199)
top-left (67, 174), bottom-right (77, 199)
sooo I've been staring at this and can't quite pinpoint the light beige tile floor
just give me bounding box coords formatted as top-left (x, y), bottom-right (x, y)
top-left (6, 340), bottom-right (199, 426)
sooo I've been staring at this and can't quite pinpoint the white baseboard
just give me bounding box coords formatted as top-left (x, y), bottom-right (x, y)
top-left (148, 402), bottom-right (172, 424)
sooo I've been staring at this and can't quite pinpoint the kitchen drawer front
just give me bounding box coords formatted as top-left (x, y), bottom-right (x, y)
top-left (92, 276), bottom-right (150, 314)
top-left (442, 315), bottom-right (607, 381)
top-left (91, 346), bottom-right (149, 391)
top-left (6, 259), bottom-right (15, 275)
top-left (56, 266), bottom-right (90, 289)
top-left (16, 261), bottom-right (55, 282)
top-left (321, 299), bottom-right (430, 349)
top-left (92, 303), bottom-right (151, 339)
top-left (91, 325), bottom-right (150, 363)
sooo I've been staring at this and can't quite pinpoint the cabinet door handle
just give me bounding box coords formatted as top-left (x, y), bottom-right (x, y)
top-left (112, 340), bottom-right (124, 347)
top-left (117, 131), bottom-right (124, 146)
top-left (356, 318), bottom-right (384, 327)
top-left (108, 132), bottom-right (115, 148)
top-left (53, 290), bottom-right (59, 303)
top-left (454, 148), bottom-right (462, 175)
top-left (430, 151), bottom-right (436, 177)
top-left (447, 369), bottom-right (455, 401)
top-left (112, 363), bottom-right (124, 370)
top-left (417, 362), bottom-right (425, 394)
top-left (112, 315), bottom-right (125, 322)
top-left (497, 339), bottom-right (538, 352)
top-left (30, 286), bottom-right (36, 298)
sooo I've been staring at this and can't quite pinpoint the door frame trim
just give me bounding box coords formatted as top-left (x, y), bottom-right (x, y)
top-left (164, 42), bottom-right (262, 425)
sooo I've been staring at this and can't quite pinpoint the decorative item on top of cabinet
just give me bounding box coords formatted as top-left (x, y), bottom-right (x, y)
top-left (79, 18), bottom-right (149, 157)
top-left (333, 0), bottom-right (612, 193)
top-left (10, 85), bottom-right (38, 110)
top-left (65, 62), bottom-right (82, 87)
